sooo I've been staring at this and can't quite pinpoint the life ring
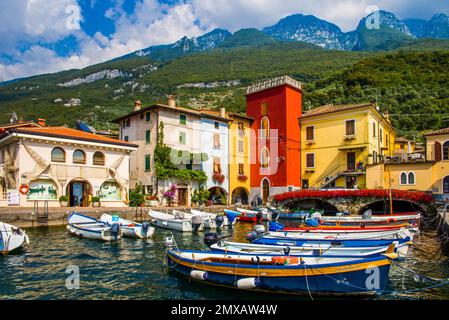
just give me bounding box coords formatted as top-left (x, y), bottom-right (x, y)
top-left (19, 184), bottom-right (29, 195)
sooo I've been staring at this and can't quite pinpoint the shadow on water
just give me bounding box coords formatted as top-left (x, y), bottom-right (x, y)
top-left (0, 220), bottom-right (449, 300)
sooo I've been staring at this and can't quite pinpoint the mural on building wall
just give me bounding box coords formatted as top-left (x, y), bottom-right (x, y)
top-left (27, 179), bottom-right (58, 200)
top-left (99, 180), bottom-right (121, 201)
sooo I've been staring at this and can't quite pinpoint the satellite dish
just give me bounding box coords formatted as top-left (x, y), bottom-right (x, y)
top-left (10, 112), bottom-right (18, 123)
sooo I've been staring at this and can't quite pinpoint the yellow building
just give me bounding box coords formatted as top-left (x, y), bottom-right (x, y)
top-left (366, 127), bottom-right (449, 201)
top-left (300, 103), bottom-right (395, 190)
top-left (228, 113), bottom-right (253, 204)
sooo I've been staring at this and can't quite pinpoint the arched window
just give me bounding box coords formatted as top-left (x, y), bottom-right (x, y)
top-left (408, 172), bottom-right (415, 185)
top-left (73, 150), bottom-right (86, 164)
top-left (99, 180), bottom-right (122, 201)
top-left (261, 147), bottom-right (270, 168)
top-left (51, 147), bottom-right (65, 163)
top-left (444, 176), bottom-right (449, 194)
top-left (400, 172), bottom-right (407, 185)
top-left (27, 179), bottom-right (58, 200)
top-left (93, 152), bottom-right (105, 166)
top-left (443, 141), bottom-right (449, 160)
top-left (261, 117), bottom-right (269, 140)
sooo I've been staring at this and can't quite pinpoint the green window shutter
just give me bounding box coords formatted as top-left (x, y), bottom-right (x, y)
top-left (146, 130), bottom-right (151, 144)
top-left (180, 114), bottom-right (187, 125)
top-left (145, 155), bottom-right (151, 172)
top-left (146, 112), bottom-right (151, 122)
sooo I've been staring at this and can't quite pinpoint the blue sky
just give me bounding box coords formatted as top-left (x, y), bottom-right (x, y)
top-left (0, 0), bottom-right (448, 81)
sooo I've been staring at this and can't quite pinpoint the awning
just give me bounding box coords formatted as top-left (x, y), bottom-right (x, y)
top-left (338, 145), bottom-right (367, 151)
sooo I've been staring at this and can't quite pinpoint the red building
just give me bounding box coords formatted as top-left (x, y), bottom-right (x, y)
top-left (246, 76), bottom-right (303, 204)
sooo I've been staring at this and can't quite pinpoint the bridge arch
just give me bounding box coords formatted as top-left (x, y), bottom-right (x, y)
top-left (281, 198), bottom-right (339, 215)
top-left (358, 199), bottom-right (425, 215)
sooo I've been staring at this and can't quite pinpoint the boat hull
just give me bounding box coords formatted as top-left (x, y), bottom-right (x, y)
top-left (0, 222), bottom-right (29, 254)
top-left (66, 224), bottom-right (121, 241)
top-left (67, 212), bottom-right (122, 241)
top-left (100, 214), bottom-right (155, 239)
top-left (167, 251), bottom-right (392, 296)
top-left (149, 210), bottom-right (204, 232)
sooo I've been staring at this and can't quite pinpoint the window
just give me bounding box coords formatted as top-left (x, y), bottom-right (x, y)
top-left (345, 120), bottom-right (355, 136)
top-left (145, 112), bottom-right (151, 122)
top-left (180, 114), bottom-right (187, 125)
top-left (443, 141), bottom-right (449, 160)
top-left (238, 122), bottom-right (244, 136)
top-left (73, 150), bottom-right (86, 164)
top-left (408, 172), bottom-right (415, 185)
top-left (214, 121), bottom-right (219, 130)
top-left (145, 155), bottom-right (151, 172)
top-left (27, 179), bottom-right (58, 200)
top-left (444, 176), bottom-right (449, 193)
top-left (261, 102), bottom-right (268, 116)
top-left (373, 123), bottom-right (376, 137)
top-left (306, 126), bottom-right (314, 141)
top-left (238, 163), bottom-right (244, 175)
top-left (306, 153), bottom-right (315, 168)
top-left (435, 142), bottom-right (442, 161)
top-left (261, 117), bottom-right (269, 140)
top-left (51, 147), bottom-right (65, 163)
top-left (140, 114), bottom-right (144, 120)
top-left (238, 139), bottom-right (244, 153)
top-left (386, 134), bottom-right (389, 146)
top-left (380, 128), bottom-right (383, 143)
top-left (179, 132), bottom-right (186, 145)
top-left (213, 133), bottom-right (221, 148)
top-left (124, 136), bottom-right (129, 142)
top-left (93, 152), bottom-right (105, 166)
top-left (213, 157), bottom-right (222, 173)
top-left (261, 147), bottom-right (270, 169)
top-left (126, 119), bottom-right (131, 127)
top-left (99, 180), bottom-right (122, 201)
top-left (146, 130), bottom-right (151, 144)
top-left (400, 172), bottom-right (407, 185)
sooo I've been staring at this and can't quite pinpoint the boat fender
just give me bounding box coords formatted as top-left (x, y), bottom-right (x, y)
top-left (165, 237), bottom-right (174, 249)
top-left (246, 231), bottom-right (258, 242)
top-left (141, 222), bottom-right (150, 233)
top-left (251, 256), bottom-right (260, 264)
top-left (215, 215), bottom-right (224, 229)
top-left (236, 277), bottom-right (260, 290)
top-left (190, 270), bottom-right (208, 281)
top-left (254, 224), bottom-right (266, 234)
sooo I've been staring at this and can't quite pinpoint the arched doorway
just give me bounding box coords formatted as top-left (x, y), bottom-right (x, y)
top-left (444, 176), bottom-right (449, 194)
top-left (66, 178), bottom-right (92, 207)
top-left (231, 187), bottom-right (249, 205)
top-left (262, 178), bottom-right (270, 204)
top-left (208, 187), bottom-right (227, 205)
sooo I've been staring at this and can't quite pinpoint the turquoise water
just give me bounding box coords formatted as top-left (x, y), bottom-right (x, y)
top-left (1, 221), bottom-right (449, 300)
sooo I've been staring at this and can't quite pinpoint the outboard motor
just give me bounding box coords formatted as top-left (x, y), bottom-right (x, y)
top-left (311, 211), bottom-right (322, 220)
top-left (271, 211), bottom-right (279, 221)
top-left (141, 221), bottom-right (150, 234)
top-left (191, 215), bottom-right (203, 232)
top-left (253, 224), bottom-right (266, 235)
top-left (204, 233), bottom-right (219, 247)
top-left (111, 223), bottom-right (121, 240)
top-left (246, 231), bottom-right (258, 242)
top-left (269, 221), bottom-right (285, 232)
top-left (362, 209), bottom-right (373, 220)
top-left (215, 215), bottom-right (224, 229)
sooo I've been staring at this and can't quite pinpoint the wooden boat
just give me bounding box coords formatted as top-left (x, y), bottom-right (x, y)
top-left (67, 212), bottom-right (122, 241)
top-left (100, 214), bottom-right (154, 239)
top-left (238, 207), bottom-right (272, 221)
top-left (149, 210), bottom-right (204, 232)
top-left (320, 213), bottom-right (420, 226)
top-left (281, 223), bottom-right (410, 233)
top-left (190, 209), bottom-right (231, 229)
top-left (166, 249), bottom-right (396, 296)
top-left (0, 222), bottom-right (30, 254)
top-left (209, 240), bottom-right (410, 258)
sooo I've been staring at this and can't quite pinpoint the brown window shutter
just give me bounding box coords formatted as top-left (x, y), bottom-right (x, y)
top-left (435, 142), bottom-right (442, 161)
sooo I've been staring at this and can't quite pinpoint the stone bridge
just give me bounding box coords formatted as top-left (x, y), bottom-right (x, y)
top-left (272, 190), bottom-right (433, 215)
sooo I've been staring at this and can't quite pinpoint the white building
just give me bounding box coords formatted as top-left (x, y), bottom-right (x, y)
top-left (0, 126), bottom-right (137, 207)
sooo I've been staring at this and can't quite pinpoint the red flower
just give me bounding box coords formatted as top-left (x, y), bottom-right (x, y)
top-left (212, 173), bottom-right (225, 184)
top-left (238, 175), bottom-right (248, 182)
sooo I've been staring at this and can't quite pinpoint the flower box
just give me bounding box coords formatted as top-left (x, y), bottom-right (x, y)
top-left (237, 175), bottom-right (248, 182)
top-left (212, 173), bottom-right (225, 184)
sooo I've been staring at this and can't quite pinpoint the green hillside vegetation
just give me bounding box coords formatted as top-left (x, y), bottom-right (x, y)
top-left (304, 51), bottom-right (449, 138)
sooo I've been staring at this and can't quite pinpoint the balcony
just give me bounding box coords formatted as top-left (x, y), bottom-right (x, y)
top-left (384, 152), bottom-right (426, 164)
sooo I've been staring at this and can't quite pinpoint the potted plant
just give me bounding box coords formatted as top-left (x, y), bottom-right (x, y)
top-left (237, 174), bottom-right (248, 182)
top-left (146, 195), bottom-right (159, 207)
top-left (212, 173), bottom-right (225, 184)
top-left (91, 196), bottom-right (101, 207)
top-left (59, 195), bottom-right (69, 207)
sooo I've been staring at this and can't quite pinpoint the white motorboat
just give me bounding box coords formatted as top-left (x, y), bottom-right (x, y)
top-left (67, 212), bottom-right (122, 241)
top-left (100, 214), bottom-right (154, 239)
top-left (189, 209), bottom-right (231, 229)
top-left (0, 222), bottom-right (29, 254)
top-left (149, 210), bottom-right (204, 232)
top-left (237, 207), bottom-right (272, 221)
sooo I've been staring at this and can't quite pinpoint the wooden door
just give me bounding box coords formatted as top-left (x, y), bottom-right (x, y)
top-left (347, 152), bottom-right (356, 171)
top-left (262, 180), bottom-right (270, 204)
top-left (178, 188), bottom-right (187, 206)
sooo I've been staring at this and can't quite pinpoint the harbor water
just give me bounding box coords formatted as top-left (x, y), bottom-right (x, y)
top-left (1, 220), bottom-right (449, 300)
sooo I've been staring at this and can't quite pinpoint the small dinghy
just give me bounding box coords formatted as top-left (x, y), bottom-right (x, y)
top-left (149, 210), bottom-right (204, 232)
top-left (166, 248), bottom-right (397, 296)
top-left (190, 209), bottom-right (231, 229)
top-left (67, 212), bottom-right (122, 241)
top-left (269, 221), bottom-right (410, 233)
top-left (100, 214), bottom-right (154, 239)
top-left (237, 208), bottom-right (272, 221)
top-left (0, 222), bottom-right (29, 255)
top-left (321, 213), bottom-right (420, 226)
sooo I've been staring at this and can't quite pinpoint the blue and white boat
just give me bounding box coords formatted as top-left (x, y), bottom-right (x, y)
top-left (166, 249), bottom-right (397, 296)
top-left (100, 214), bottom-right (154, 239)
top-left (0, 222), bottom-right (29, 254)
top-left (67, 212), bottom-right (122, 241)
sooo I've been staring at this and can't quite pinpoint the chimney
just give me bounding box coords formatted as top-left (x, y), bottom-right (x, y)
top-left (134, 100), bottom-right (142, 111)
top-left (37, 118), bottom-right (46, 127)
top-left (220, 106), bottom-right (226, 118)
top-left (167, 95), bottom-right (176, 108)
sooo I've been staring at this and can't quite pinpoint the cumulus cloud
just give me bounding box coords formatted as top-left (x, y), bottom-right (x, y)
top-left (0, 0), bottom-right (448, 81)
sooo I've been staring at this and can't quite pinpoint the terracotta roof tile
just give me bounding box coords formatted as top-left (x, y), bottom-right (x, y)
top-left (424, 127), bottom-right (449, 136)
top-left (10, 126), bottom-right (136, 148)
top-left (301, 103), bottom-right (373, 118)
